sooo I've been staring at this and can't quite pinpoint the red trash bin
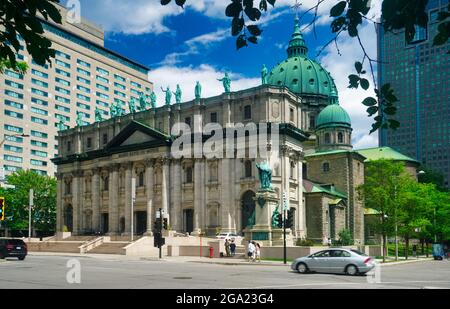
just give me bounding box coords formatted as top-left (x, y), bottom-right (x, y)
top-left (209, 246), bottom-right (214, 258)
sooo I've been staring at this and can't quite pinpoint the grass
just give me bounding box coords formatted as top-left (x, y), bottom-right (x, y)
top-left (386, 243), bottom-right (432, 257)
top-left (261, 257), bottom-right (294, 263)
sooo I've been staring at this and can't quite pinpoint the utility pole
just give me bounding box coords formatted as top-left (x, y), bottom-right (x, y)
top-left (282, 191), bottom-right (287, 265)
top-left (29, 189), bottom-right (33, 242)
top-left (131, 178), bottom-right (136, 242)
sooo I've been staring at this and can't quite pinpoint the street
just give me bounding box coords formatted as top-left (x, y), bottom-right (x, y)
top-left (0, 254), bottom-right (449, 289)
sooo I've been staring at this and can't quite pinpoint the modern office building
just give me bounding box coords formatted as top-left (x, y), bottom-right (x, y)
top-left (0, 4), bottom-right (152, 177)
top-left (378, 0), bottom-right (450, 187)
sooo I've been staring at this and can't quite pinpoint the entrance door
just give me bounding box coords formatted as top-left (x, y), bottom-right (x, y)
top-left (64, 205), bottom-right (73, 232)
top-left (241, 191), bottom-right (256, 231)
top-left (101, 213), bottom-right (109, 234)
top-left (183, 209), bottom-right (194, 234)
top-left (136, 211), bottom-right (147, 235)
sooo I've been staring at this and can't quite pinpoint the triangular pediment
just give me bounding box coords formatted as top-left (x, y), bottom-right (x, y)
top-left (106, 121), bottom-right (172, 150)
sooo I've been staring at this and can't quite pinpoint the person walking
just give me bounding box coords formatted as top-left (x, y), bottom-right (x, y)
top-left (255, 242), bottom-right (261, 262)
top-left (412, 244), bottom-right (417, 258)
top-left (247, 241), bottom-right (256, 262)
top-left (225, 239), bottom-right (231, 257)
top-left (230, 240), bottom-right (236, 257)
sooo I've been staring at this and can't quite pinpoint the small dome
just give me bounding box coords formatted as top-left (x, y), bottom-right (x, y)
top-left (316, 104), bottom-right (352, 130)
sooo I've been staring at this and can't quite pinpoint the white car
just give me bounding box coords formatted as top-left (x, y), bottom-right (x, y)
top-left (216, 233), bottom-right (239, 241)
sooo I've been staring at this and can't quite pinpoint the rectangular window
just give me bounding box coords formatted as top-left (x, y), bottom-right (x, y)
top-left (244, 105), bottom-right (252, 120)
top-left (114, 82), bottom-right (126, 90)
top-left (55, 96), bottom-right (70, 104)
top-left (210, 112), bottom-right (218, 123)
top-left (4, 155), bottom-right (23, 163)
top-left (77, 85), bottom-right (90, 93)
top-left (5, 80), bottom-right (24, 89)
top-left (56, 68), bottom-right (71, 78)
top-left (409, 25), bottom-right (428, 44)
top-left (31, 78), bottom-right (48, 88)
top-left (290, 108), bottom-right (295, 122)
top-left (31, 116), bottom-right (48, 125)
top-left (16, 53), bottom-right (25, 61)
top-left (96, 92), bottom-right (109, 100)
top-left (55, 77), bottom-right (70, 87)
top-left (77, 76), bottom-right (91, 85)
top-left (77, 102), bottom-right (91, 110)
top-left (96, 100), bottom-right (109, 108)
top-left (56, 59), bottom-right (71, 69)
top-left (114, 90), bottom-right (126, 98)
top-left (31, 88), bottom-right (48, 97)
top-left (31, 130), bottom-right (48, 139)
top-left (87, 137), bottom-right (92, 148)
top-left (77, 59), bottom-right (91, 68)
top-left (31, 107), bottom-right (48, 116)
top-left (55, 114), bottom-right (70, 122)
top-left (55, 86), bottom-right (70, 95)
top-left (31, 159), bottom-right (48, 167)
top-left (31, 150), bottom-right (48, 158)
top-left (96, 67), bottom-right (109, 76)
top-left (31, 97), bottom-right (48, 107)
top-left (77, 68), bottom-right (91, 76)
top-left (96, 83), bottom-right (109, 91)
top-left (31, 169), bottom-right (47, 176)
top-left (5, 100), bottom-right (23, 110)
top-left (31, 140), bottom-right (48, 148)
top-left (78, 111), bottom-right (90, 119)
top-left (32, 59), bottom-right (48, 69)
top-left (131, 81), bottom-right (141, 89)
top-left (56, 51), bottom-right (71, 60)
top-left (5, 69), bottom-right (23, 79)
top-left (114, 98), bottom-right (126, 106)
top-left (5, 89), bottom-right (23, 99)
top-left (77, 93), bottom-right (90, 102)
top-left (96, 75), bottom-right (109, 83)
top-left (55, 105), bottom-right (71, 113)
top-left (4, 145), bottom-right (23, 153)
top-left (4, 134), bottom-right (23, 143)
top-left (32, 69), bottom-right (48, 79)
top-left (114, 74), bottom-right (126, 82)
top-left (4, 124), bottom-right (23, 134)
top-left (130, 89), bottom-right (141, 96)
top-left (102, 133), bottom-right (108, 145)
top-left (5, 110), bottom-right (23, 119)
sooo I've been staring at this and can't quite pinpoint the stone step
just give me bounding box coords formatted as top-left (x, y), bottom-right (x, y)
top-left (88, 242), bottom-right (130, 255)
top-left (27, 241), bottom-right (84, 253)
top-left (64, 236), bottom-right (97, 242)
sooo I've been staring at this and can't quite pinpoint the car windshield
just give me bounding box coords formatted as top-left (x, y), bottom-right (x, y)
top-left (7, 239), bottom-right (25, 245)
top-left (218, 234), bottom-right (228, 236)
top-left (350, 249), bottom-right (367, 256)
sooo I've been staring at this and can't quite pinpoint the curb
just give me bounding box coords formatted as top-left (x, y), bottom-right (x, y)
top-left (377, 258), bottom-right (433, 267)
top-left (188, 260), bottom-right (289, 267)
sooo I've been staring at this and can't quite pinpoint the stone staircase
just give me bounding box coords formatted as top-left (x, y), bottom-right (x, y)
top-left (88, 241), bottom-right (130, 255)
top-left (27, 241), bottom-right (84, 253)
top-left (63, 236), bottom-right (97, 242)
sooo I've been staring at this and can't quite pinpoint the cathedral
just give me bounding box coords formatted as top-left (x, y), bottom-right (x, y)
top-left (54, 17), bottom-right (414, 245)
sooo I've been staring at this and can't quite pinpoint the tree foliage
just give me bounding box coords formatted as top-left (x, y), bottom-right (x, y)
top-left (0, 0), bottom-right (62, 72)
top-left (0, 170), bottom-right (57, 234)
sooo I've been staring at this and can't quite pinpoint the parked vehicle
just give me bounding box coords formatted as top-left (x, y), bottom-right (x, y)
top-left (0, 239), bottom-right (28, 260)
top-left (291, 248), bottom-right (375, 276)
top-left (216, 233), bottom-right (239, 241)
top-left (432, 243), bottom-right (445, 260)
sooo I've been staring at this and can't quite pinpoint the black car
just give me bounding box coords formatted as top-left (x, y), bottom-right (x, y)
top-left (0, 239), bottom-right (28, 260)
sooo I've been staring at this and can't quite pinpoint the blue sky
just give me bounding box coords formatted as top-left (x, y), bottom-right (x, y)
top-left (75, 0), bottom-right (381, 149)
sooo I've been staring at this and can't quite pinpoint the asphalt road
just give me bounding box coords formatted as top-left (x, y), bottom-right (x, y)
top-left (0, 255), bottom-right (449, 289)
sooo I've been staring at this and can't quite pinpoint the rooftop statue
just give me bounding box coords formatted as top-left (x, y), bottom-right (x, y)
top-left (150, 91), bottom-right (157, 109)
top-left (217, 72), bottom-right (231, 93)
top-left (161, 86), bottom-right (172, 106)
top-left (173, 84), bottom-right (182, 104)
top-left (256, 161), bottom-right (273, 190)
top-left (76, 112), bottom-right (84, 127)
top-left (109, 103), bottom-right (117, 118)
top-left (128, 97), bottom-right (137, 114)
top-left (57, 119), bottom-right (66, 131)
top-left (261, 64), bottom-right (268, 85)
top-left (95, 108), bottom-right (103, 122)
top-left (195, 81), bottom-right (202, 100)
top-left (139, 93), bottom-right (147, 111)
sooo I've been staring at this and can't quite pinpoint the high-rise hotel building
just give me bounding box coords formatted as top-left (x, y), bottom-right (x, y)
top-left (0, 4), bottom-right (152, 177)
top-left (378, 0), bottom-right (450, 187)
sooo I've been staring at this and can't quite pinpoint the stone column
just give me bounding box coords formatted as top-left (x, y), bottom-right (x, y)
top-left (220, 159), bottom-right (232, 232)
top-left (193, 159), bottom-right (202, 234)
top-left (108, 164), bottom-right (120, 235)
top-left (71, 171), bottom-right (81, 235)
top-left (145, 159), bottom-right (154, 235)
top-left (92, 168), bottom-right (101, 233)
top-left (234, 159), bottom-right (241, 233)
top-left (161, 158), bottom-right (170, 221)
top-left (56, 173), bottom-right (64, 232)
top-left (124, 163), bottom-right (133, 236)
top-left (171, 159), bottom-right (182, 232)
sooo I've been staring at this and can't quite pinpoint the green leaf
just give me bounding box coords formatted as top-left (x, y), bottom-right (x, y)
top-left (161, 0), bottom-right (172, 5)
top-left (236, 35), bottom-right (248, 50)
top-left (384, 106), bottom-right (397, 115)
top-left (388, 119), bottom-right (400, 130)
top-left (232, 17), bottom-right (245, 36)
top-left (362, 97), bottom-right (377, 107)
top-left (247, 25), bottom-right (262, 36)
top-left (330, 1), bottom-right (347, 17)
top-left (175, 0), bottom-right (187, 7)
top-left (248, 36), bottom-right (258, 44)
top-left (360, 78), bottom-right (370, 90)
top-left (226, 2), bottom-right (243, 18)
top-left (331, 17), bottom-right (346, 33)
top-left (367, 106), bottom-right (378, 116)
top-left (355, 61), bottom-right (363, 74)
top-left (348, 74), bottom-right (360, 89)
top-left (259, 0), bottom-right (268, 11)
top-left (267, 0), bottom-right (276, 6)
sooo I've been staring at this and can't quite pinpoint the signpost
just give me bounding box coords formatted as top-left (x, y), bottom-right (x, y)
top-left (282, 191), bottom-right (288, 265)
top-left (131, 178), bottom-right (136, 242)
top-left (29, 189), bottom-right (34, 242)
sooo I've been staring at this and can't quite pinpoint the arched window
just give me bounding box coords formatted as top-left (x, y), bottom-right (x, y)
top-left (338, 132), bottom-right (344, 143)
top-left (323, 162), bottom-right (330, 173)
top-left (186, 167), bottom-right (193, 183)
top-left (325, 133), bottom-right (331, 144)
top-left (245, 160), bottom-right (252, 178)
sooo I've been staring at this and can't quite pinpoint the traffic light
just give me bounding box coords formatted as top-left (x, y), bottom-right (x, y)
top-left (277, 213), bottom-right (283, 228)
top-left (0, 197), bottom-right (5, 221)
top-left (163, 218), bottom-right (168, 230)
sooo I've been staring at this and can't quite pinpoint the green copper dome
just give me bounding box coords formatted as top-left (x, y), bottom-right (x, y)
top-left (316, 103), bottom-right (352, 130)
top-left (268, 17), bottom-right (336, 97)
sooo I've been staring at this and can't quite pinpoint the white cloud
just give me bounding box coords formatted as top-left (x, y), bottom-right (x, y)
top-left (148, 64), bottom-right (260, 106)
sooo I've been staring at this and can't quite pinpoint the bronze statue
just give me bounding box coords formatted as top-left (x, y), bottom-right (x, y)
top-left (161, 86), bottom-right (172, 106)
top-left (217, 73), bottom-right (231, 93)
top-left (256, 161), bottom-right (273, 190)
top-left (261, 64), bottom-right (269, 85)
top-left (195, 81), bottom-right (202, 100)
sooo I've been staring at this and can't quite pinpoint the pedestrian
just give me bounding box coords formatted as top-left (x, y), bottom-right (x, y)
top-left (230, 240), bottom-right (236, 257)
top-left (412, 244), bottom-right (417, 258)
top-left (327, 238), bottom-right (332, 247)
top-left (247, 241), bottom-right (255, 262)
top-left (225, 239), bottom-right (231, 257)
top-left (255, 242), bottom-right (261, 262)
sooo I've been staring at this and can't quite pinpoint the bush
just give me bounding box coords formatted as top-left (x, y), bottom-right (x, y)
top-left (338, 229), bottom-right (354, 246)
top-left (296, 239), bottom-right (315, 247)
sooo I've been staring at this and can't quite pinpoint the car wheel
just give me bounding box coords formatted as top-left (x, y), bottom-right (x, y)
top-left (296, 263), bottom-right (308, 274)
top-left (345, 264), bottom-right (359, 276)
top-left (18, 256), bottom-right (26, 261)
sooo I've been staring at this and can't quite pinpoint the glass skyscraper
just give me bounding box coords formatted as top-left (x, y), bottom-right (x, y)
top-left (378, 0), bottom-right (450, 187)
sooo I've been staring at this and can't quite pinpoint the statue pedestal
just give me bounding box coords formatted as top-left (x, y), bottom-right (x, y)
top-left (244, 189), bottom-right (287, 247)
